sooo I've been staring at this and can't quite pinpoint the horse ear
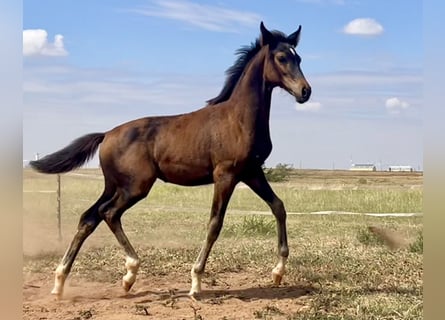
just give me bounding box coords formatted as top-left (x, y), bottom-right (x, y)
top-left (260, 21), bottom-right (275, 46)
top-left (287, 25), bottom-right (302, 47)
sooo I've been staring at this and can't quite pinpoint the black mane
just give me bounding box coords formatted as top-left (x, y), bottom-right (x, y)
top-left (207, 31), bottom-right (289, 105)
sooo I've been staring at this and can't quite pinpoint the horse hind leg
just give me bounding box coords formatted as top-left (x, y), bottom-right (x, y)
top-left (100, 181), bottom-right (154, 293)
top-left (51, 191), bottom-right (111, 299)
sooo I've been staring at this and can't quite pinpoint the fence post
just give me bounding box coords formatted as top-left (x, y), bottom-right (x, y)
top-left (57, 174), bottom-right (62, 241)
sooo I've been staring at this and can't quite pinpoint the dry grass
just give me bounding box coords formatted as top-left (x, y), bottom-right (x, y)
top-left (23, 168), bottom-right (423, 319)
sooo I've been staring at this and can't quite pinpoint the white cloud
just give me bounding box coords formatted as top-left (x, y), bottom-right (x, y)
top-left (295, 101), bottom-right (322, 112)
top-left (23, 29), bottom-right (68, 57)
top-left (23, 65), bottom-right (221, 116)
top-left (129, 0), bottom-right (261, 32)
top-left (385, 97), bottom-right (409, 114)
top-left (289, 70), bottom-right (421, 120)
top-left (343, 18), bottom-right (384, 36)
top-left (23, 63), bottom-right (422, 170)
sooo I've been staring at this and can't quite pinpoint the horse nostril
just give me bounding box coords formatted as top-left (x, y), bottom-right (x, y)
top-left (301, 86), bottom-right (311, 100)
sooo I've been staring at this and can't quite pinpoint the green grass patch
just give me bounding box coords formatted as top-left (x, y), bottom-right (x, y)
top-left (223, 215), bottom-right (275, 237)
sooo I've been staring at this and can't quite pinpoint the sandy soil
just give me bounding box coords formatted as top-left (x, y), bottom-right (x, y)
top-left (23, 271), bottom-right (314, 319)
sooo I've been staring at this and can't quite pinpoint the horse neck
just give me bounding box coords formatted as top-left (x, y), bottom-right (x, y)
top-left (229, 48), bottom-right (273, 129)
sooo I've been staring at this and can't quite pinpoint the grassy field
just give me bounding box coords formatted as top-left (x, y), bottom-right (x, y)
top-left (23, 168), bottom-right (423, 319)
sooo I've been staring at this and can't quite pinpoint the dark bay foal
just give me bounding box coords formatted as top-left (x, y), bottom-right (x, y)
top-left (30, 21), bottom-right (311, 298)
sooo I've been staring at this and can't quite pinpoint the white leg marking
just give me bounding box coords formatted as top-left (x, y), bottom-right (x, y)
top-left (122, 256), bottom-right (140, 292)
top-left (189, 267), bottom-right (202, 296)
top-left (272, 256), bottom-right (287, 285)
top-left (51, 264), bottom-right (66, 299)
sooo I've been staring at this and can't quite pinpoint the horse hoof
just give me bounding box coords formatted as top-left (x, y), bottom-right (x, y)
top-left (188, 292), bottom-right (200, 302)
top-left (50, 289), bottom-right (63, 300)
top-left (272, 272), bottom-right (282, 285)
top-left (122, 280), bottom-right (133, 292)
top-left (188, 289), bottom-right (199, 297)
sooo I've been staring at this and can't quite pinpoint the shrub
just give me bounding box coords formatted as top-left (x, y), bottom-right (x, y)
top-left (263, 163), bottom-right (293, 182)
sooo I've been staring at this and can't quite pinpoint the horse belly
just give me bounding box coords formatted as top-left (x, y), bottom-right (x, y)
top-left (157, 162), bottom-right (213, 186)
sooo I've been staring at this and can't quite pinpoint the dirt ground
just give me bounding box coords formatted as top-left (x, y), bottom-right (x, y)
top-left (23, 271), bottom-right (314, 320)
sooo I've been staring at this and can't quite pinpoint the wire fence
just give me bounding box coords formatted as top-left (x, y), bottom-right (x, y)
top-left (24, 171), bottom-right (422, 242)
top-left (24, 174), bottom-right (62, 241)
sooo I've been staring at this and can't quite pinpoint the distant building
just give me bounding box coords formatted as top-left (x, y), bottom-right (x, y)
top-left (388, 165), bottom-right (414, 172)
top-left (350, 163), bottom-right (376, 171)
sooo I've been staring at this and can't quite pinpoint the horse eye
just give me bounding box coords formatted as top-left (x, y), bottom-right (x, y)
top-left (277, 55), bottom-right (287, 64)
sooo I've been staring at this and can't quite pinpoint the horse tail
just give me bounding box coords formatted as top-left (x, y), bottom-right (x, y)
top-left (30, 133), bottom-right (105, 174)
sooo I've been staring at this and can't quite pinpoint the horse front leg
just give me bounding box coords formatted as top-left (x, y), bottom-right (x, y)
top-left (242, 168), bottom-right (289, 285)
top-left (189, 172), bottom-right (237, 296)
top-left (269, 197), bottom-right (289, 284)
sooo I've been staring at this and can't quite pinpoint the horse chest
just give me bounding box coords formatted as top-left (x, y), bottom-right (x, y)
top-left (249, 135), bottom-right (273, 164)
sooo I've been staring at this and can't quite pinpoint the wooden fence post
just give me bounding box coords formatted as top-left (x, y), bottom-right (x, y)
top-left (57, 174), bottom-right (62, 241)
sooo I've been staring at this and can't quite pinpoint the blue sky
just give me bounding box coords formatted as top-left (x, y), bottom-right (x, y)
top-left (23, 0), bottom-right (423, 170)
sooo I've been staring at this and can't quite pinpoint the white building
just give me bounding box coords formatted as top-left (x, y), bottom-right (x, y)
top-left (388, 165), bottom-right (414, 172)
top-left (350, 163), bottom-right (376, 171)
